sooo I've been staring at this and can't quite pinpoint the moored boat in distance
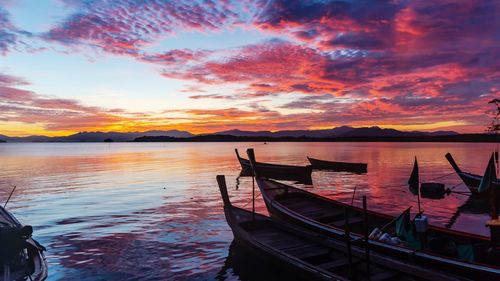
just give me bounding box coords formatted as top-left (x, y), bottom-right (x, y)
top-left (0, 206), bottom-right (48, 281)
top-left (307, 157), bottom-right (367, 173)
top-left (445, 153), bottom-right (500, 193)
top-left (216, 175), bottom-right (464, 281)
top-left (235, 149), bottom-right (313, 184)
top-left (247, 149), bottom-right (500, 280)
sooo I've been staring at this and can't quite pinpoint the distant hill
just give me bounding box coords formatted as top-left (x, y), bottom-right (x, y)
top-left (423, 130), bottom-right (459, 136)
top-left (337, 126), bottom-right (459, 138)
top-left (338, 127), bottom-right (418, 137)
top-left (0, 134), bottom-right (53, 142)
top-left (214, 126), bottom-right (358, 138)
top-left (0, 130), bottom-right (193, 142)
top-left (0, 126), bottom-right (461, 142)
top-left (134, 133), bottom-right (499, 143)
top-left (214, 126), bottom-right (458, 138)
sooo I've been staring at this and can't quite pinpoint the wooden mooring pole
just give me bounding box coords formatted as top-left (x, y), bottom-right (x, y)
top-left (344, 207), bottom-right (353, 279)
top-left (363, 196), bottom-right (371, 278)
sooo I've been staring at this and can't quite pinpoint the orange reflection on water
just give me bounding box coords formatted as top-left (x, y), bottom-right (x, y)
top-left (0, 142), bottom-right (495, 279)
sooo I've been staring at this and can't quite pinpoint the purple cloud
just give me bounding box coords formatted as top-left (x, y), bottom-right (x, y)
top-left (44, 0), bottom-right (242, 55)
top-left (0, 7), bottom-right (17, 54)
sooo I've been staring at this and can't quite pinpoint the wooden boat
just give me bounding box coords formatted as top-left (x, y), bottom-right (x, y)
top-left (307, 157), bottom-right (367, 173)
top-left (235, 149), bottom-right (313, 184)
top-left (445, 153), bottom-right (500, 193)
top-left (0, 206), bottom-right (48, 281)
top-left (216, 175), bottom-right (465, 281)
top-left (246, 149), bottom-right (500, 280)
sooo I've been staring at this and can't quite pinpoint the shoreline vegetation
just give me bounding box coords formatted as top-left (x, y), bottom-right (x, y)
top-left (132, 134), bottom-right (500, 143)
top-left (1, 134), bottom-right (499, 143)
top-left (1, 126), bottom-right (498, 143)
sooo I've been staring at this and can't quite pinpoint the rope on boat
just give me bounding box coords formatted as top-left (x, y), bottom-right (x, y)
top-left (450, 191), bottom-right (472, 196)
top-left (379, 183), bottom-right (408, 188)
top-left (376, 172), bottom-right (459, 189)
top-left (426, 171), bottom-right (455, 181)
top-left (449, 182), bottom-right (464, 191)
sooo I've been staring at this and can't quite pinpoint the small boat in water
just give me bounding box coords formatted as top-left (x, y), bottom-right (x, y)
top-left (246, 149), bottom-right (500, 280)
top-left (307, 157), bottom-right (367, 173)
top-left (216, 175), bottom-right (462, 281)
top-left (235, 149), bottom-right (313, 184)
top-left (0, 206), bottom-right (47, 281)
top-left (445, 153), bottom-right (500, 193)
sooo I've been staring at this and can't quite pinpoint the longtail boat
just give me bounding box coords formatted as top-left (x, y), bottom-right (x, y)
top-left (0, 206), bottom-right (48, 281)
top-left (246, 149), bottom-right (500, 280)
top-left (235, 149), bottom-right (313, 184)
top-left (445, 153), bottom-right (500, 193)
top-left (216, 175), bottom-right (466, 281)
top-left (307, 157), bottom-right (367, 173)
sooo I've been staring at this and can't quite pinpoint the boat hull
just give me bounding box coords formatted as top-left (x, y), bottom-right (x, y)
top-left (236, 149), bottom-right (313, 184)
top-left (307, 157), bottom-right (367, 173)
top-left (218, 174), bottom-right (469, 281)
top-left (445, 153), bottom-right (500, 194)
top-left (256, 177), bottom-right (500, 281)
top-left (0, 206), bottom-right (47, 281)
top-left (224, 208), bottom-right (341, 281)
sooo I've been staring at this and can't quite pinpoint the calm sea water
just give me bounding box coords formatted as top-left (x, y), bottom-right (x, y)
top-left (0, 142), bottom-right (496, 280)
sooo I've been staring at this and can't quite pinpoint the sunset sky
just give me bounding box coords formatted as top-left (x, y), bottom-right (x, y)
top-left (0, 0), bottom-right (498, 136)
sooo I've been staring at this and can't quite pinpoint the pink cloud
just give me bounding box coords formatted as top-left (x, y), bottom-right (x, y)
top-left (44, 0), bottom-right (242, 55)
top-left (4, 0), bottom-right (499, 133)
top-left (0, 73), bottom-right (129, 131)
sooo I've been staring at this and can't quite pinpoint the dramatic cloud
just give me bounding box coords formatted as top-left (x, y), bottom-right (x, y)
top-left (156, 0), bottom-right (499, 131)
top-left (0, 73), bottom-right (133, 131)
top-left (141, 49), bottom-right (212, 65)
top-left (0, 72), bottom-right (304, 134)
top-left (0, 7), bottom-right (17, 54)
top-left (2, 0), bottom-right (499, 134)
top-left (44, 0), bottom-right (243, 55)
top-left (161, 40), bottom-right (345, 94)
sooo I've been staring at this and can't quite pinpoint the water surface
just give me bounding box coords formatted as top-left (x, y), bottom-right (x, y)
top-left (0, 142), bottom-right (495, 280)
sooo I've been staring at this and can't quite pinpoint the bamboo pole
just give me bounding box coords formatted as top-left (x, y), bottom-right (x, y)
top-left (344, 207), bottom-right (353, 279)
top-left (363, 196), bottom-right (371, 277)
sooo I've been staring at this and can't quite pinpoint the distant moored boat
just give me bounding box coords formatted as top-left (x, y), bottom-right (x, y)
top-left (235, 149), bottom-right (313, 184)
top-left (307, 157), bottom-right (367, 173)
top-left (445, 153), bottom-right (500, 193)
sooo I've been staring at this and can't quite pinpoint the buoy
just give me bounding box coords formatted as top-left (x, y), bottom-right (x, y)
top-left (415, 215), bottom-right (429, 233)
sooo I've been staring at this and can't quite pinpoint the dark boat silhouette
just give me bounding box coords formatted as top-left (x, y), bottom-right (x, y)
top-left (246, 149), bottom-right (500, 280)
top-left (445, 153), bottom-right (500, 193)
top-left (235, 149), bottom-right (312, 184)
top-left (307, 157), bottom-right (367, 173)
top-left (0, 206), bottom-right (47, 281)
top-left (216, 175), bottom-right (462, 281)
